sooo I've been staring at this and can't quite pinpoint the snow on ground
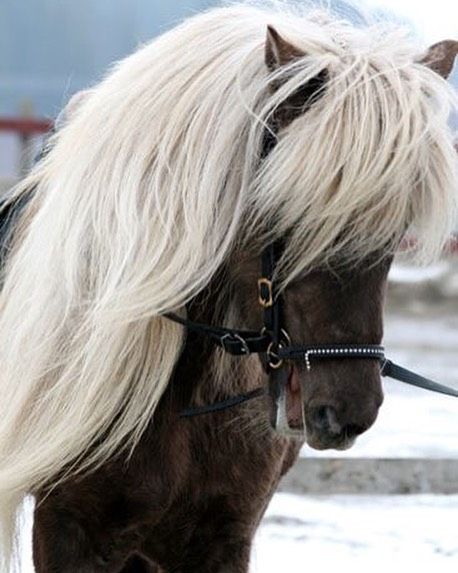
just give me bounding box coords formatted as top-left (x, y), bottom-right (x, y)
top-left (252, 493), bottom-right (458, 573)
top-left (19, 493), bottom-right (458, 572)
top-left (287, 289), bottom-right (458, 573)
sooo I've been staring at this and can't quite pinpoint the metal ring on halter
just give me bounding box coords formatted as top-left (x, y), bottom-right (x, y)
top-left (266, 329), bottom-right (291, 369)
top-left (267, 342), bottom-right (283, 369)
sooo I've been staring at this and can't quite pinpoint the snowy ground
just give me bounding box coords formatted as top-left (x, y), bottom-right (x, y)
top-left (254, 287), bottom-right (458, 572)
top-left (252, 493), bottom-right (458, 573)
top-left (20, 493), bottom-right (458, 572)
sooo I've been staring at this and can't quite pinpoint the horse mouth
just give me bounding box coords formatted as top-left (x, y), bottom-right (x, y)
top-left (286, 367), bottom-right (357, 451)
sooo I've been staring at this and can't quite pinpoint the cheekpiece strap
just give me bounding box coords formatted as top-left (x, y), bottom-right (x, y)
top-left (258, 243), bottom-right (278, 338)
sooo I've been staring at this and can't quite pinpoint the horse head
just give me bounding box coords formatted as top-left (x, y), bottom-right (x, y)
top-left (228, 27), bottom-right (458, 450)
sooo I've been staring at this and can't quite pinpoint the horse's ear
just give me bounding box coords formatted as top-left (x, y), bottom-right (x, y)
top-left (265, 25), bottom-right (304, 70)
top-left (262, 26), bottom-right (327, 154)
top-left (420, 40), bottom-right (458, 79)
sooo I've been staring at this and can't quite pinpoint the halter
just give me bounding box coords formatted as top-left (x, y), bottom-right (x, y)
top-left (162, 77), bottom-right (457, 429)
top-left (165, 243), bottom-right (458, 434)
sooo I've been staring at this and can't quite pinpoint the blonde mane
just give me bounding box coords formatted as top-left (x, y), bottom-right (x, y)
top-left (0, 2), bottom-right (456, 568)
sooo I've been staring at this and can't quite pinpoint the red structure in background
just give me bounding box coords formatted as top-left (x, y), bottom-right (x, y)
top-left (401, 235), bottom-right (458, 255)
top-left (446, 235), bottom-right (458, 254)
top-left (0, 117), bottom-right (53, 135)
top-left (0, 115), bottom-right (54, 176)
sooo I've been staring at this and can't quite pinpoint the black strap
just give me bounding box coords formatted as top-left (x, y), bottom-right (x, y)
top-left (165, 239), bottom-right (457, 418)
top-left (260, 244), bottom-right (278, 337)
top-left (180, 358), bottom-right (457, 418)
top-left (382, 359), bottom-right (458, 398)
top-left (179, 387), bottom-right (266, 417)
top-left (164, 312), bottom-right (270, 356)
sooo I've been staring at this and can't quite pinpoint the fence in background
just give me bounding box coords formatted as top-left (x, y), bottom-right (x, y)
top-left (279, 458), bottom-right (458, 494)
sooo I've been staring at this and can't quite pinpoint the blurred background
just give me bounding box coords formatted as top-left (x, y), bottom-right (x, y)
top-left (1, 0), bottom-right (457, 174)
top-left (1, 1), bottom-right (457, 571)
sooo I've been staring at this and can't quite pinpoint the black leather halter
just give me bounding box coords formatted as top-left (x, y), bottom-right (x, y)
top-left (163, 74), bottom-right (457, 426)
top-left (166, 242), bottom-right (458, 429)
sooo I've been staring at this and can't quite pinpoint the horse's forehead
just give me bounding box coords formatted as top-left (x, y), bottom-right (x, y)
top-left (282, 261), bottom-right (391, 334)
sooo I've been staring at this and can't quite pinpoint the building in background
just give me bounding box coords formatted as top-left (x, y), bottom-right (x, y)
top-left (0, 0), bottom-right (456, 176)
top-left (1, 0), bottom-right (214, 176)
top-left (0, 0), bottom-right (216, 117)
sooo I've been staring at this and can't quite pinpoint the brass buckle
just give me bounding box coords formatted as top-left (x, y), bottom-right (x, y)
top-left (258, 278), bottom-right (273, 308)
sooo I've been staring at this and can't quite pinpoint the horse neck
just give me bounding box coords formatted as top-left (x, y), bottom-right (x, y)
top-left (168, 268), bottom-right (264, 410)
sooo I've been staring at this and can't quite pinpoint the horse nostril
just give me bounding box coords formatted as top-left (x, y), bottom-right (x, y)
top-left (309, 405), bottom-right (373, 442)
top-left (310, 405), bottom-right (341, 436)
top-left (343, 423), bottom-right (365, 439)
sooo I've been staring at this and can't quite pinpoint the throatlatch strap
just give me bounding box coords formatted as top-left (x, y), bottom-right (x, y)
top-left (180, 387), bottom-right (267, 417)
top-left (164, 312), bottom-right (270, 356)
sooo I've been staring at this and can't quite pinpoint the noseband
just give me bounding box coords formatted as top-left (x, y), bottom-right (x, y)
top-left (165, 243), bottom-right (458, 433)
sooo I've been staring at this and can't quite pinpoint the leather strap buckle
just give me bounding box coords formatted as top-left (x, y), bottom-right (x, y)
top-left (258, 278), bottom-right (273, 308)
top-left (220, 333), bottom-right (250, 355)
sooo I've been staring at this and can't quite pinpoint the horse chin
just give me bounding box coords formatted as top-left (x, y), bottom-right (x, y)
top-left (304, 432), bottom-right (357, 451)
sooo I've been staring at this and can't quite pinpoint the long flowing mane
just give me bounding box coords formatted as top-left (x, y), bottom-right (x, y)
top-left (0, 1), bottom-right (456, 568)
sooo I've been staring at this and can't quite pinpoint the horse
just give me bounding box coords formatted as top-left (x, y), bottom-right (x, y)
top-left (0, 2), bottom-right (457, 571)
